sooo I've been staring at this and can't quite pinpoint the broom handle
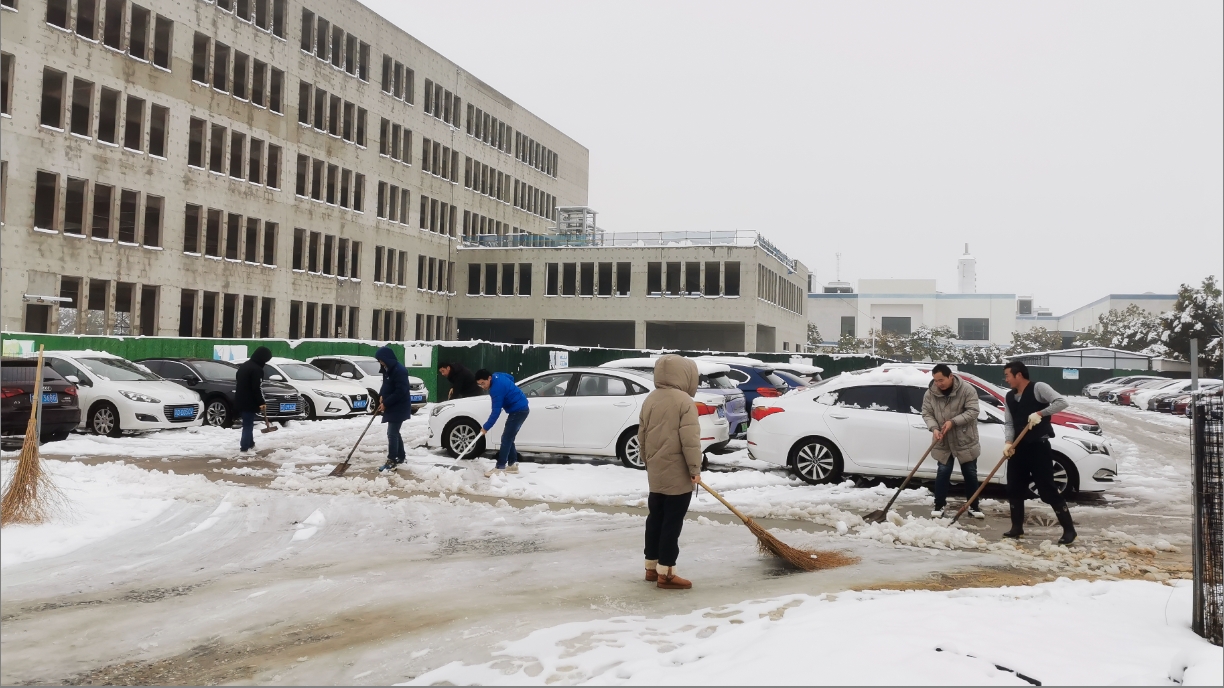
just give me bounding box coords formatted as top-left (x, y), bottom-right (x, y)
top-left (696, 478), bottom-right (753, 525)
top-left (949, 424), bottom-right (1032, 524)
top-left (33, 345), bottom-right (45, 443)
top-left (880, 435), bottom-right (938, 514)
top-left (344, 412), bottom-right (380, 464)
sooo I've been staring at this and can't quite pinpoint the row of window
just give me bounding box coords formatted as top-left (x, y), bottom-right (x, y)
top-left (32, 171), bottom-right (164, 246)
top-left (297, 81), bottom-right (367, 144)
top-left (514, 131), bottom-right (558, 178)
top-left (183, 204), bottom-right (278, 265)
top-left (462, 211), bottom-right (519, 240)
top-left (204, 0), bottom-right (287, 39)
top-left (464, 158), bottom-right (511, 204)
top-left (289, 301), bottom-right (362, 340)
top-left (378, 118), bottom-right (413, 165)
top-left (468, 262), bottom-right (534, 297)
top-left (418, 195), bottom-right (458, 236)
top-left (372, 245), bottom-right (408, 287)
top-left (416, 255), bottom-right (455, 294)
top-left (290, 228), bottom-right (361, 279)
top-left (294, 155), bottom-right (366, 210)
top-left (379, 54), bottom-right (415, 105)
top-left (545, 262), bottom-right (633, 297)
top-left (299, 8), bottom-right (370, 81)
top-left (422, 78), bottom-right (460, 128)
top-left (46, 0), bottom-right (173, 70)
top-left (421, 138), bottom-right (460, 182)
top-left (758, 265), bottom-right (802, 314)
top-left (515, 181), bottom-right (556, 221)
top-left (367, 308), bottom-right (407, 342)
top-left (39, 68), bottom-right (170, 157)
top-left (414, 313), bottom-right (452, 342)
top-left (39, 277), bottom-right (159, 336)
top-left (837, 316), bottom-right (992, 341)
top-left (181, 290), bottom-right (275, 338)
top-left (466, 104), bottom-right (510, 155)
top-left (375, 182), bottom-right (410, 225)
top-left (190, 33), bottom-right (286, 114)
top-left (645, 261), bottom-right (743, 298)
top-left (189, 118), bottom-right (283, 188)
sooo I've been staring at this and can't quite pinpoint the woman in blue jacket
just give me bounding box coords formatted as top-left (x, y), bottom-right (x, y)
top-left (475, 369), bottom-right (529, 475)
top-left (375, 346), bottom-right (412, 469)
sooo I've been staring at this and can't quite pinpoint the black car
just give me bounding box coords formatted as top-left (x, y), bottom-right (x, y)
top-left (1, 357), bottom-right (81, 442)
top-left (138, 358), bottom-right (306, 428)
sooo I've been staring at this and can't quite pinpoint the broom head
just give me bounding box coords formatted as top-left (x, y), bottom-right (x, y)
top-left (744, 518), bottom-right (858, 572)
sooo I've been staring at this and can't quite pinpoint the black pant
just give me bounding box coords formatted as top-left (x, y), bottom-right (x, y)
top-left (1006, 439), bottom-right (1066, 510)
top-left (644, 491), bottom-right (692, 568)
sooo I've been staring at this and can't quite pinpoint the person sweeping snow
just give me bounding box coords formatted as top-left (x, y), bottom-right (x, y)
top-left (1002, 361), bottom-right (1077, 544)
top-left (375, 346), bottom-right (412, 471)
top-left (922, 363), bottom-right (983, 519)
top-left (235, 346), bottom-right (271, 454)
top-left (474, 369), bottom-right (529, 476)
top-left (639, 355), bottom-right (702, 590)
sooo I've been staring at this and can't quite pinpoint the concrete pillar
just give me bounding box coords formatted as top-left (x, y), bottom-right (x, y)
top-left (634, 320), bottom-right (647, 349)
top-left (744, 319), bottom-right (757, 352)
top-left (533, 318), bottom-right (546, 345)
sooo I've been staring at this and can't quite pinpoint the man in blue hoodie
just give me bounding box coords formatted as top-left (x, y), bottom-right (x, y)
top-left (474, 368), bottom-right (529, 475)
top-left (375, 346), bottom-right (412, 470)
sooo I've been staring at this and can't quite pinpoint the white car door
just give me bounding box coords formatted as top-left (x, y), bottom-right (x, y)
top-left (513, 372), bottom-right (573, 449)
top-left (820, 385), bottom-right (909, 472)
top-left (564, 373), bottom-right (638, 450)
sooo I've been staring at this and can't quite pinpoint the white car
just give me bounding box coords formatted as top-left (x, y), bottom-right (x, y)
top-left (30, 350), bottom-right (203, 436)
top-left (262, 357), bottom-right (370, 419)
top-left (307, 355), bottom-right (429, 412)
top-left (768, 362), bottom-right (825, 384)
top-left (598, 357), bottom-right (748, 447)
top-left (426, 367), bottom-right (730, 469)
top-left (746, 367), bottom-right (1118, 497)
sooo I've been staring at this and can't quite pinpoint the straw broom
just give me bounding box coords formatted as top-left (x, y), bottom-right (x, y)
top-left (697, 479), bottom-right (857, 572)
top-left (2, 346), bottom-right (64, 526)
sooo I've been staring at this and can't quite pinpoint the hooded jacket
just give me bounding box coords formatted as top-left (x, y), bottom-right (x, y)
top-left (235, 346), bottom-right (273, 413)
top-left (920, 375), bottom-right (981, 464)
top-left (639, 355), bottom-right (702, 495)
top-left (375, 346), bottom-right (412, 424)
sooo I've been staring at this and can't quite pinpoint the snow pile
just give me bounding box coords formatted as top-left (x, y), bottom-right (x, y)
top-left (407, 579), bottom-right (1222, 686)
top-left (856, 510), bottom-right (988, 549)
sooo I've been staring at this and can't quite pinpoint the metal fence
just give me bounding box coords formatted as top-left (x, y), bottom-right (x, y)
top-left (1192, 392), bottom-right (1223, 646)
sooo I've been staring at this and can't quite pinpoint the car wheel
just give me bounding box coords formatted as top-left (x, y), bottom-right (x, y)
top-left (368, 391), bottom-right (380, 414)
top-left (304, 397), bottom-right (317, 420)
top-left (443, 418), bottom-right (484, 458)
top-left (204, 398), bottom-right (232, 428)
top-left (617, 427), bottom-right (643, 469)
top-left (1029, 453), bottom-right (1078, 499)
top-left (788, 437), bottom-right (843, 485)
top-left (89, 402), bottom-right (122, 438)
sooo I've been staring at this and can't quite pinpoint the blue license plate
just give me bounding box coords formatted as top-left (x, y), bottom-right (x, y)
top-left (411, 395), bottom-right (425, 402)
top-left (717, 407), bottom-right (726, 419)
top-left (32, 393), bottom-right (58, 404)
top-left (279, 403), bottom-right (297, 413)
top-left (352, 399), bottom-right (368, 409)
top-left (173, 406), bottom-right (195, 418)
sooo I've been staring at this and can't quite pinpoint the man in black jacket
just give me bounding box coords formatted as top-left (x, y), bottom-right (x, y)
top-left (438, 361), bottom-right (482, 399)
top-left (235, 346), bottom-right (272, 453)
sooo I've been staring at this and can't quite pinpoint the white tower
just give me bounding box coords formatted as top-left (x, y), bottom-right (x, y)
top-left (958, 243), bottom-right (977, 294)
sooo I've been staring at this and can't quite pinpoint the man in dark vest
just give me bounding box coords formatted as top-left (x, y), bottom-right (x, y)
top-left (1002, 361), bottom-right (1076, 544)
top-left (438, 361), bottom-right (482, 399)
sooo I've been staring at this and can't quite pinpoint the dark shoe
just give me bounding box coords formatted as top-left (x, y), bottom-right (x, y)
top-left (645, 569), bottom-right (658, 582)
top-left (1003, 500), bottom-right (1024, 539)
top-left (1055, 507), bottom-right (1077, 545)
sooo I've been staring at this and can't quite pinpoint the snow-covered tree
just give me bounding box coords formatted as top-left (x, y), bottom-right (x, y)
top-left (951, 344), bottom-right (1007, 364)
top-left (1160, 276), bottom-right (1223, 375)
top-left (807, 323), bottom-right (823, 348)
top-left (1075, 304), bottom-right (1162, 352)
top-left (1008, 327), bottom-right (1064, 355)
top-left (834, 333), bottom-right (862, 354)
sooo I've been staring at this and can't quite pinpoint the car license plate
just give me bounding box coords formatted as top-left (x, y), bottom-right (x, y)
top-left (279, 403), bottom-right (297, 413)
top-left (173, 406), bottom-right (195, 418)
top-left (738, 422), bottom-right (748, 434)
top-left (717, 407), bottom-right (726, 418)
top-left (32, 393), bottom-right (58, 404)
top-left (352, 399), bottom-right (368, 409)
top-left (411, 394), bottom-right (425, 402)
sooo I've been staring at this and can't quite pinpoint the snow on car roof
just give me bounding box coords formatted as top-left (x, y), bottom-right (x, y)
top-left (600, 358), bottom-right (731, 375)
top-left (307, 354), bottom-right (376, 361)
top-left (695, 355), bottom-right (768, 367)
top-left (25, 349), bottom-right (122, 359)
top-left (829, 366), bottom-right (934, 389)
top-left (771, 362), bottom-right (824, 375)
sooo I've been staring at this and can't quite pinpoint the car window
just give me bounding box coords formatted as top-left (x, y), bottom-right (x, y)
top-left (159, 361), bottom-right (194, 380)
top-left (700, 373), bottom-right (738, 390)
top-left (1, 362), bottom-right (64, 383)
top-left (48, 358), bottom-right (91, 384)
top-left (312, 359), bottom-right (336, 374)
top-left (139, 360), bottom-right (165, 375)
top-left (901, 387), bottom-right (926, 414)
top-left (76, 357), bottom-right (162, 381)
top-left (725, 369), bottom-right (751, 384)
top-left (763, 371), bottom-right (789, 388)
top-left (519, 373), bottom-right (573, 398)
top-left (824, 385), bottom-right (901, 412)
top-left (356, 360), bottom-right (383, 376)
top-left (278, 363), bottom-right (327, 381)
top-left (974, 386), bottom-right (1003, 408)
top-left (575, 374), bottom-right (630, 397)
top-left (192, 360), bottom-right (238, 381)
top-left (338, 362), bottom-right (361, 378)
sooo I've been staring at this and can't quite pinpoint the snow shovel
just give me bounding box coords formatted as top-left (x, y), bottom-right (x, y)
top-left (864, 435), bottom-right (939, 523)
top-left (260, 414), bottom-right (278, 434)
top-left (328, 411), bottom-right (380, 477)
top-left (453, 431), bottom-right (484, 462)
top-left (948, 424), bottom-right (1032, 525)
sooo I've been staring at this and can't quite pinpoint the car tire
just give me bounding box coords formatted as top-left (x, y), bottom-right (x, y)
top-left (443, 418), bottom-right (484, 458)
top-left (617, 427), bottom-right (644, 470)
top-left (368, 391), bottom-right (380, 414)
top-left (204, 397), bottom-right (232, 428)
top-left (1029, 453), bottom-right (1078, 499)
top-left (89, 401), bottom-right (122, 438)
top-left (788, 437), bottom-right (843, 485)
top-left (304, 397), bottom-right (317, 420)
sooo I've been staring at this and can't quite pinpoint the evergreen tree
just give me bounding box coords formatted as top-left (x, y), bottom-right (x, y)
top-left (1160, 276), bottom-right (1223, 375)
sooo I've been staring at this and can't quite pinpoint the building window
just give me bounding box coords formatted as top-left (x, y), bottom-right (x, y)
top-left (841, 316), bottom-right (855, 338)
top-left (129, 4), bottom-right (149, 60)
top-left (704, 262), bottom-right (720, 296)
top-left (545, 263), bottom-right (559, 296)
top-left (178, 290), bottom-right (195, 337)
top-left (881, 317), bottom-right (911, 336)
top-left (149, 105), bottom-right (168, 156)
top-left (143, 195), bottom-right (162, 246)
top-left (102, 0), bottom-right (125, 50)
top-left (958, 318), bottom-right (990, 341)
top-left (64, 177), bottom-right (86, 234)
top-left (47, 0), bottom-right (70, 28)
top-left (1, 52), bottom-right (12, 116)
top-left (724, 262), bottom-right (740, 297)
top-left (484, 263), bottom-right (498, 296)
top-left (192, 33), bottom-right (209, 83)
top-left (34, 171), bottom-right (58, 230)
top-left (183, 204), bottom-right (201, 252)
top-left (70, 78), bottom-right (93, 136)
top-left (665, 262), bottom-right (681, 296)
top-left (561, 263), bottom-right (577, 296)
top-left (97, 88), bottom-right (119, 143)
top-left (616, 262), bottom-right (631, 296)
top-left (40, 67), bottom-right (65, 128)
top-left (153, 15), bottom-right (172, 69)
top-left (647, 262), bottom-right (662, 295)
top-left (123, 96), bottom-right (144, 151)
top-left (579, 262), bottom-right (594, 297)
top-left (118, 189), bottom-right (138, 242)
top-left (91, 184), bottom-right (112, 238)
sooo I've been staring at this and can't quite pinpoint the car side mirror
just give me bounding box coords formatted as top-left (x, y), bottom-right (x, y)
top-left (65, 375), bottom-right (80, 384)
top-left (184, 375), bottom-right (200, 385)
top-left (269, 374), bottom-right (284, 381)
top-left (341, 372), bottom-right (354, 379)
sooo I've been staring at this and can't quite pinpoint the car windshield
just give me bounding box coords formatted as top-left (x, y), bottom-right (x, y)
top-left (1, 363), bottom-right (64, 383)
top-left (355, 360), bottom-right (382, 376)
top-left (277, 363), bottom-right (327, 381)
top-left (76, 357), bottom-right (162, 381)
top-left (192, 360), bottom-right (238, 381)
top-left (700, 373), bottom-right (738, 389)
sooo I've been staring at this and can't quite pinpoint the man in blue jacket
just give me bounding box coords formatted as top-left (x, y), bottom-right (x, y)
top-left (375, 346), bottom-right (412, 470)
top-left (475, 369), bottom-right (529, 475)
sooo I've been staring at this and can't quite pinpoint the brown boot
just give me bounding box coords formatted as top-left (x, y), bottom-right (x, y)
top-left (644, 559), bottom-right (658, 582)
top-left (656, 566), bottom-right (692, 590)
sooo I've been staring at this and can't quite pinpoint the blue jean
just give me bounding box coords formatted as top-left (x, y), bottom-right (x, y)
top-left (934, 457), bottom-right (980, 509)
top-left (240, 411), bottom-right (257, 451)
top-left (498, 410), bottom-right (529, 468)
top-left (387, 419), bottom-right (406, 462)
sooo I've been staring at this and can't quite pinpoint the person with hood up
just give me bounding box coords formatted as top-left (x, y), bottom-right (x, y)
top-left (375, 346), bottom-right (412, 470)
top-left (921, 363), bottom-right (983, 518)
top-left (235, 346), bottom-right (272, 453)
top-left (638, 355), bottom-right (702, 590)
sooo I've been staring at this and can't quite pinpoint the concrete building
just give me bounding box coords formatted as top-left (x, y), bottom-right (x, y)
top-left (1015, 293), bottom-right (1178, 336)
top-left (1, 0), bottom-right (806, 351)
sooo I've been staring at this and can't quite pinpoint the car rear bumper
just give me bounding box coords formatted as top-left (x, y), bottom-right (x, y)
top-left (744, 423), bottom-right (794, 466)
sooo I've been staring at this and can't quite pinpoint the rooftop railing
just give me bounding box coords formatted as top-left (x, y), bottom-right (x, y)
top-left (460, 230), bottom-right (796, 270)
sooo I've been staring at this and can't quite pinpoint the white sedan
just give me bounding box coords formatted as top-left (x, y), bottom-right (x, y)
top-left (262, 357), bottom-right (370, 419)
top-left (746, 368), bottom-right (1118, 497)
top-left (307, 355), bottom-right (429, 411)
top-left (427, 367), bottom-right (730, 468)
top-left (32, 350), bottom-right (203, 436)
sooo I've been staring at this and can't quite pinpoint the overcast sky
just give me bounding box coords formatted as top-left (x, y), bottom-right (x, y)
top-left (362, 1), bottom-right (1222, 314)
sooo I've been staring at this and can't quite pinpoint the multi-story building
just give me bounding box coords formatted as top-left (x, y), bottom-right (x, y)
top-left (1, 0), bottom-right (808, 352)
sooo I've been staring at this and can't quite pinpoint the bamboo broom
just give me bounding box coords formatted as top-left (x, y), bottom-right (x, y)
top-left (2, 346), bottom-right (64, 526)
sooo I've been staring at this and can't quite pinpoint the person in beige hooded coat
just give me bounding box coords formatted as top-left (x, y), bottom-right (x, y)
top-left (638, 355), bottom-right (702, 590)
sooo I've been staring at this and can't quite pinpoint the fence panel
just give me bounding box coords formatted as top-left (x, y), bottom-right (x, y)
top-left (1192, 393), bottom-right (1223, 646)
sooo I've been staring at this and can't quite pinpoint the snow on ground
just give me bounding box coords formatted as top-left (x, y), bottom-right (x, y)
top-left (408, 579), bottom-right (1222, 687)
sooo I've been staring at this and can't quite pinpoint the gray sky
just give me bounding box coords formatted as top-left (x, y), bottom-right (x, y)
top-left (362, 1), bottom-right (1223, 314)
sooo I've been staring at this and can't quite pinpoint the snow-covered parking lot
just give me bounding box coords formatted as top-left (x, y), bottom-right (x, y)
top-left (2, 399), bottom-right (1218, 684)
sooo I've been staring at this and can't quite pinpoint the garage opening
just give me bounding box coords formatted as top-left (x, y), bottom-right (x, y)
top-left (457, 319), bottom-right (534, 344)
top-left (756, 324), bottom-right (777, 352)
top-left (645, 322), bottom-right (745, 352)
top-left (546, 320), bottom-right (634, 349)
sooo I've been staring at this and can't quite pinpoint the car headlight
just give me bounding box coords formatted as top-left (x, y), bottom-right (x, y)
top-left (1068, 437), bottom-right (1109, 455)
top-left (120, 390), bottom-right (161, 404)
top-left (431, 403), bottom-right (453, 417)
top-left (312, 389), bottom-right (346, 399)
